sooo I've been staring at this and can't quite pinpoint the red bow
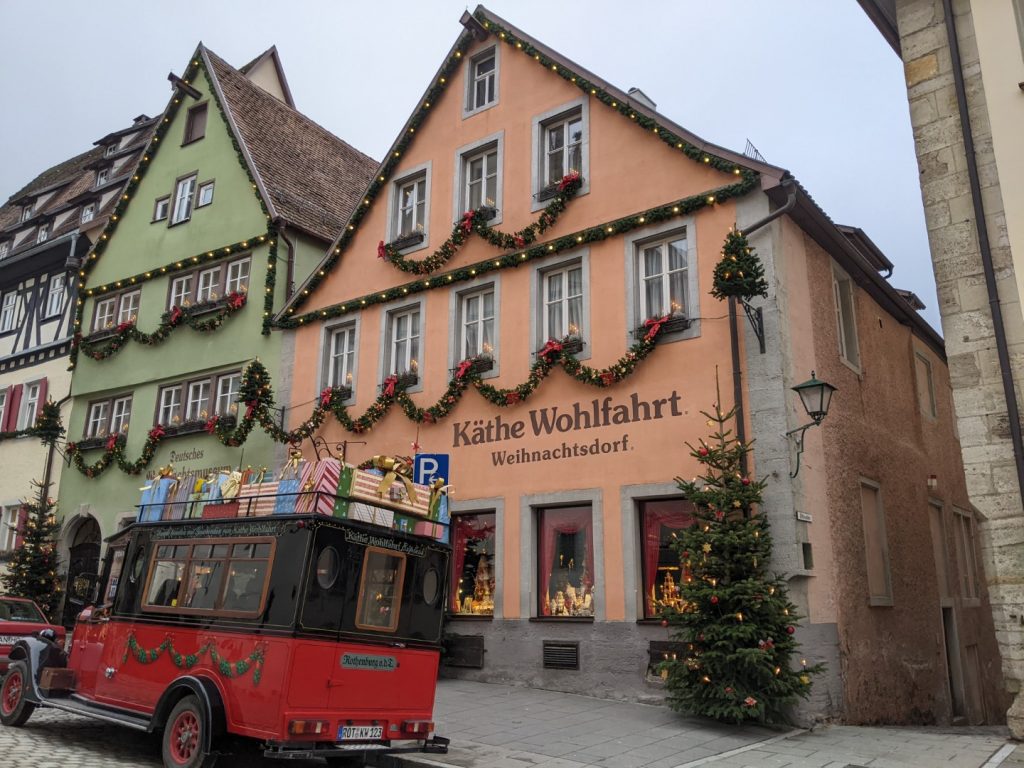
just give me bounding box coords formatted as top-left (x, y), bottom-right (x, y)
top-left (421, 412), bottom-right (434, 424)
top-left (67, 442), bottom-right (77, 453)
top-left (148, 425), bottom-right (165, 441)
top-left (226, 292), bottom-right (246, 310)
top-left (514, 235), bottom-right (526, 248)
top-left (600, 372), bottom-right (616, 387)
top-left (460, 211), bottom-right (475, 233)
top-left (505, 391), bottom-right (521, 405)
top-left (116, 321), bottom-right (132, 333)
top-left (558, 171), bottom-right (581, 191)
top-left (169, 306), bottom-right (183, 325)
top-left (455, 359), bottom-right (474, 380)
top-left (539, 339), bottom-right (563, 361)
top-left (105, 434), bottom-right (119, 451)
top-left (320, 387), bottom-right (334, 407)
top-left (644, 314), bottom-right (670, 341)
top-left (383, 375), bottom-right (398, 397)
top-left (377, 240), bottom-right (388, 260)
top-left (245, 401), bottom-right (257, 419)
top-left (204, 417), bottom-right (219, 434)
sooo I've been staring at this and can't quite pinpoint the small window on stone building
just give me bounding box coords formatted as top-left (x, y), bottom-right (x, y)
top-left (832, 265), bottom-right (860, 370)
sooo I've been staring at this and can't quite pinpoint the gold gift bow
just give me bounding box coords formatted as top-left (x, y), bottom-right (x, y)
top-left (429, 478), bottom-right (452, 517)
top-left (221, 470), bottom-right (243, 499)
top-left (366, 455), bottom-right (419, 505)
top-left (283, 448), bottom-right (305, 478)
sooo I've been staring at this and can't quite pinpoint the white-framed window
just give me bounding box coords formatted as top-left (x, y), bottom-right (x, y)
top-left (16, 382), bottom-right (40, 430)
top-left (1, 506), bottom-right (19, 551)
top-left (171, 174), bottom-right (198, 224)
top-left (169, 275), bottom-right (193, 308)
top-left (542, 262), bottom-right (584, 340)
top-left (0, 241), bottom-right (9, 259)
top-left (86, 400), bottom-right (111, 438)
top-left (186, 380), bottom-right (211, 421)
top-left (465, 47), bottom-right (497, 114)
top-left (96, 168), bottom-right (109, 187)
top-left (386, 306), bottom-right (421, 377)
top-left (196, 267), bottom-right (220, 303)
top-left (1, 292), bottom-right (18, 332)
top-left (460, 287), bottom-right (495, 359)
top-left (93, 297), bottom-right (117, 331)
top-left (859, 479), bottom-right (893, 606)
top-left (544, 113), bottom-right (583, 187)
top-left (80, 203), bottom-right (95, 224)
top-left (915, 352), bottom-right (937, 418)
top-left (153, 196), bottom-right (170, 222)
top-left (45, 277), bottom-right (65, 318)
top-left (111, 396), bottom-right (132, 434)
top-left (833, 265), bottom-right (860, 370)
top-left (953, 509), bottom-right (980, 600)
top-left (197, 181), bottom-right (215, 208)
top-left (328, 323), bottom-right (357, 389)
top-left (225, 258), bottom-right (250, 294)
top-left (0, 390), bottom-right (6, 427)
top-left (464, 146), bottom-right (498, 213)
top-left (158, 385), bottom-right (183, 426)
top-left (638, 233), bottom-right (689, 320)
top-left (395, 174), bottom-right (427, 239)
top-left (36, 224), bottom-right (49, 244)
top-left (531, 100), bottom-right (590, 211)
top-left (215, 373), bottom-right (241, 416)
top-left (118, 291), bottom-right (140, 325)
top-left (105, 143), bottom-right (117, 157)
top-left (21, 205), bottom-right (33, 222)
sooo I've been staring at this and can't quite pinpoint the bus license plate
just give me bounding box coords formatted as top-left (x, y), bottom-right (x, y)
top-left (339, 725), bottom-right (383, 741)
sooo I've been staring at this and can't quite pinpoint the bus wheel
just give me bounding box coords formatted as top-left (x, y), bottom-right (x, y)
top-left (0, 661), bottom-right (36, 727)
top-left (162, 695), bottom-right (210, 768)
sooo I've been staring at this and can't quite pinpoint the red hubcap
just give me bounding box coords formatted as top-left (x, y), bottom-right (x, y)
top-left (169, 710), bottom-right (200, 764)
top-left (2, 670), bottom-right (22, 716)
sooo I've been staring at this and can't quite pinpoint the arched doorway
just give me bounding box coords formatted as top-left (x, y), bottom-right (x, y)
top-left (61, 516), bottom-right (101, 627)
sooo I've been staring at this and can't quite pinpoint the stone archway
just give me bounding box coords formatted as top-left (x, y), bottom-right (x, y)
top-left (60, 514), bottom-right (101, 627)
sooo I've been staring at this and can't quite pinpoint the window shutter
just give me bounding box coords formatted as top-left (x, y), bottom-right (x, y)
top-left (14, 505), bottom-right (28, 548)
top-left (4, 384), bottom-right (23, 431)
top-left (36, 377), bottom-right (48, 417)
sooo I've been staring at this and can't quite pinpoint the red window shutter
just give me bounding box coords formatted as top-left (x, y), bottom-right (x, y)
top-left (4, 384), bottom-right (23, 431)
top-left (36, 377), bottom-right (48, 417)
top-left (14, 506), bottom-right (28, 548)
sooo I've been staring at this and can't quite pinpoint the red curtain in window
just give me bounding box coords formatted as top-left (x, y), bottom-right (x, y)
top-left (538, 506), bottom-right (593, 616)
top-left (35, 377), bottom-right (48, 417)
top-left (642, 500), bottom-right (693, 618)
top-left (450, 513), bottom-right (495, 612)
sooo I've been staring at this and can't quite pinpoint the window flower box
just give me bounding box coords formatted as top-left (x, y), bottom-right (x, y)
top-left (476, 205), bottom-right (498, 222)
top-left (75, 436), bottom-right (109, 451)
top-left (161, 414), bottom-right (236, 438)
top-left (633, 315), bottom-right (692, 340)
top-left (536, 336), bottom-right (584, 357)
top-left (389, 231), bottom-right (425, 251)
top-left (536, 177), bottom-right (584, 203)
top-left (82, 326), bottom-right (120, 344)
top-left (396, 370), bottom-right (419, 389)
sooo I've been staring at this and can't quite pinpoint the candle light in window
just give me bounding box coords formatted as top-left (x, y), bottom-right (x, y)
top-left (122, 421), bottom-right (129, 434)
top-left (568, 323), bottom-right (579, 336)
top-left (200, 410), bottom-right (208, 420)
top-left (482, 342), bottom-right (493, 356)
top-left (670, 300), bottom-right (682, 315)
top-left (172, 415), bottom-right (181, 425)
top-left (410, 359), bottom-right (418, 372)
top-left (346, 372), bottom-right (353, 385)
top-left (229, 403), bottom-right (238, 415)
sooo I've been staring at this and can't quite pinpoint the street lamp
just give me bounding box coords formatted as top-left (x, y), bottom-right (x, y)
top-left (786, 372), bottom-right (836, 478)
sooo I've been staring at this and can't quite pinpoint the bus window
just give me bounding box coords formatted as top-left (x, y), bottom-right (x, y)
top-left (181, 560), bottom-right (226, 610)
top-left (355, 547), bottom-right (406, 632)
top-left (221, 543), bottom-right (272, 614)
top-left (146, 549), bottom-right (187, 607)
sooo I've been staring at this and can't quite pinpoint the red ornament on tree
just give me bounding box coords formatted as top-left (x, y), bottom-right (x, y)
top-left (786, 626), bottom-right (795, 635)
top-left (741, 477), bottom-right (751, 486)
top-left (710, 595), bottom-right (719, 605)
top-left (698, 446), bottom-right (709, 457)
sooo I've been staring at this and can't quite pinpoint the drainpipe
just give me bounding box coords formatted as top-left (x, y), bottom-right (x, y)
top-left (728, 179), bottom-right (798, 474)
top-left (275, 219), bottom-right (297, 300)
top-left (943, 0), bottom-right (1024, 500)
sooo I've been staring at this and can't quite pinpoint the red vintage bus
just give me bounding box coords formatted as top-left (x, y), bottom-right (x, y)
top-left (0, 500), bottom-right (450, 767)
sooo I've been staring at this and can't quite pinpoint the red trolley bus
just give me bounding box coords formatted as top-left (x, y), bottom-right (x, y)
top-left (0, 497), bottom-right (450, 767)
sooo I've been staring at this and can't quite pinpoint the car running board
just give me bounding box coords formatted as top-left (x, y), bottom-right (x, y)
top-left (39, 694), bottom-right (150, 732)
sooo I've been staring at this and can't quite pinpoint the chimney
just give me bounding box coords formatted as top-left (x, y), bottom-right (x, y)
top-left (627, 87), bottom-right (656, 110)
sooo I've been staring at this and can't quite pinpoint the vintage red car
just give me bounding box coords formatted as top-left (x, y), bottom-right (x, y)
top-left (0, 596), bottom-right (65, 675)
top-left (1, 494), bottom-right (449, 767)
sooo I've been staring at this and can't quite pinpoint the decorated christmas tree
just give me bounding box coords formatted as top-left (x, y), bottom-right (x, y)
top-left (662, 397), bottom-right (821, 723)
top-left (2, 492), bottom-right (63, 621)
top-left (711, 229), bottom-right (768, 301)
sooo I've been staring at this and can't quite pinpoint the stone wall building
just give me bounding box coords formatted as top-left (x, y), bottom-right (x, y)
top-left (858, 0), bottom-right (1024, 735)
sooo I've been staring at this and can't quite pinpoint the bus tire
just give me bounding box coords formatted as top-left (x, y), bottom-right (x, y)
top-left (0, 661), bottom-right (36, 727)
top-left (162, 695), bottom-right (213, 768)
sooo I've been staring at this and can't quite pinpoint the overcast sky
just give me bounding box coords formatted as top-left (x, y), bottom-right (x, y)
top-left (0, 1), bottom-right (940, 329)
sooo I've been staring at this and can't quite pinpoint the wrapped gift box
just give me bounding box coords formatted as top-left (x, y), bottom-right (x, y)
top-left (335, 465), bottom-right (432, 518)
top-left (138, 477), bottom-right (176, 522)
top-left (293, 459), bottom-right (342, 516)
top-left (164, 475), bottom-right (195, 520)
top-left (339, 502), bottom-right (395, 528)
top-left (392, 513), bottom-right (417, 534)
top-left (237, 480), bottom-right (279, 517)
top-left (201, 501), bottom-right (239, 519)
top-left (414, 520), bottom-right (446, 539)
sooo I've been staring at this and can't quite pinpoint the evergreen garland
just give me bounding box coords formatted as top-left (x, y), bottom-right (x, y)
top-left (0, 399), bottom-right (65, 444)
top-left (711, 230), bottom-right (768, 301)
top-left (122, 632), bottom-right (265, 686)
top-left (661, 398), bottom-right (822, 723)
top-left (1, 497), bottom-right (63, 620)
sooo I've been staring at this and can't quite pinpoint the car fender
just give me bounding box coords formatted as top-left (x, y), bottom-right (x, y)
top-left (150, 675), bottom-right (226, 754)
top-left (7, 638), bottom-right (52, 704)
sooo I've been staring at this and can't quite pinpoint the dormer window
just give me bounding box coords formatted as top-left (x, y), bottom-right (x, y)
top-left (96, 168), bottom-right (109, 187)
top-left (36, 224), bottom-right (49, 244)
top-left (20, 205), bottom-right (32, 223)
top-left (0, 241), bottom-right (8, 259)
top-left (81, 204), bottom-right (95, 224)
top-left (105, 143), bottom-right (117, 157)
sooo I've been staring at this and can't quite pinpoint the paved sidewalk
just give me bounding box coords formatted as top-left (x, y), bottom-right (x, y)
top-left (390, 679), bottom-right (1014, 768)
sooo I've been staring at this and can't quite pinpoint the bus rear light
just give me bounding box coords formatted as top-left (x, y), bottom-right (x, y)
top-left (288, 719), bottom-right (330, 737)
top-left (402, 720), bottom-right (434, 734)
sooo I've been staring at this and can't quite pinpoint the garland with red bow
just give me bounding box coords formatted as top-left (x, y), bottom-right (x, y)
top-left (74, 292), bottom-right (248, 361)
top-left (376, 173), bottom-right (583, 275)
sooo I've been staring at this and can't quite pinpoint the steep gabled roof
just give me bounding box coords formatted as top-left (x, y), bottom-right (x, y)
top-left (237, 45), bottom-right (296, 108)
top-left (203, 47), bottom-right (377, 242)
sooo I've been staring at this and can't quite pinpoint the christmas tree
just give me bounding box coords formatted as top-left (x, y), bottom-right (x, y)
top-left (2, 492), bottom-right (63, 621)
top-left (711, 229), bottom-right (768, 301)
top-left (661, 398), bottom-right (821, 724)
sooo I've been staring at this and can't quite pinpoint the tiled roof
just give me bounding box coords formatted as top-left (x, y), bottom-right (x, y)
top-left (204, 48), bottom-right (377, 242)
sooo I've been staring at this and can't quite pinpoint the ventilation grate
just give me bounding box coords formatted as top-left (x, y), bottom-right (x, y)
top-left (542, 641), bottom-right (580, 670)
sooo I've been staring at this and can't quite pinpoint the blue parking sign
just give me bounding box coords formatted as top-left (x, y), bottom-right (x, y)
top-left (414, 453), bottom-right (450, 486)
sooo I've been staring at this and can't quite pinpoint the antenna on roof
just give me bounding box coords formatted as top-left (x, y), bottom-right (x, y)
top-left (743, 139), bottom-right (766, 164)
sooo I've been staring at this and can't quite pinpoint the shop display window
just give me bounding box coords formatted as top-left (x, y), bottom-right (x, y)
top-left (450, 512), bottom-right (496, 615)
top-left (538, 506), bottom-right (594, 617)
top-left (640, 499), bottom-right (694, 619)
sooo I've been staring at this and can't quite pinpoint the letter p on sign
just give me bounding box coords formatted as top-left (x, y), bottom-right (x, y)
top-left (414, 453), bottom-right (449, 486)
